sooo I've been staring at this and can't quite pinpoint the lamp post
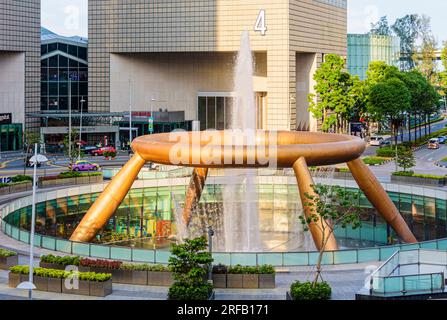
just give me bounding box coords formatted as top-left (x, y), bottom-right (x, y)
top-left (68, 78), bottom-right (72, 164)
top-left (207, 226), bottom-right (214, 282)
top-left (78, 96), bottom-right (85, 160)
top-left (129, 79), bottom-right (132, 148)
top-left (28, 144), bottom-right (38, 299)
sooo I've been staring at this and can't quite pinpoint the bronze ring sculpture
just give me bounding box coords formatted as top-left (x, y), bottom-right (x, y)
top-left (70, 130), bottom-right (417, 250)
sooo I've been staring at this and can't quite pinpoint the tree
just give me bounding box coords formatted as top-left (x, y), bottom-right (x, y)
top-left (300, 185), bottom-right (363, 286)
top-left (309, 54), bottom-right (357, 133)
top-left (63, 129), bottom-right (80, 163)
top-left (392, 14), bottom-right (422, 71)
top-left (365, 61), bottom-right (399, 87)
top-left (24, 131), bottom-right (40, 153)
top-left (368, 77), bottom-right (411, 147)
top-left (397, 148), bottom-right (416, 172)
top-left (168, 236), bottom-right (213, 300)
top-left (370, 16), bottom-right (391, 36)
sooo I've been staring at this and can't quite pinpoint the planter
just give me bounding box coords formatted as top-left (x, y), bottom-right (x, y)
top-left (34, 276), bottom-right (48, 292)
top-left (47, 277), bottom-right (62, 293)
top-left (259, 274), bottom-right (275, 289)
top-left (0, 255), bottom-right (18, 270)
top-left (391, 175), bottom-right (445, 187)
top-left (62, 279), bottom-right (90, 296)
top-left (39, 262), bottom-right (66, 270)
top-left (227, 274), bottom-right (243, 289)
top-left (38, 175), bottom-right (103, 188)
top-left (8, 272), bottom-right (20, 288)
top-left (130, 270), bottom-right (148, 285)
top-left (242, 274), bottom-right (259, 289)
top-left (89, 279), bottom-right (112, 297)
top-left (0, 182), bottom-right (32, 196)
top-left (332, 171), bottom-right (354, 180)
top-left (147, 271), bottom-right (174, 286)
top-left (212, 274), bottom-right (227, 288)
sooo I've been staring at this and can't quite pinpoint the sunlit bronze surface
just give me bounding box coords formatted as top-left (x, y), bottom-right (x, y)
top-left (70, 130), bottom-right (417, 247)
top-left (183, 168), bottom-right (209, 226)
top-left (293, 157), bottom-right (338, 251)
top-left (347, 159), bottom-right (417, 243)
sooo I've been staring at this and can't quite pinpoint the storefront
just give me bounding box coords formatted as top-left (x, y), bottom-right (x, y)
top-left (0, 114), bottom-right (23, 152)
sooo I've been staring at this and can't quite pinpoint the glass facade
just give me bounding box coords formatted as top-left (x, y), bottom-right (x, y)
top-left (198, 96), bottom-right (233, 131)
top-left (41, 40), bottom-right (88, 112)
top-left (347, 34), bottom-right (401, 80)
top-left (0, 124), bottom-right (23, 151)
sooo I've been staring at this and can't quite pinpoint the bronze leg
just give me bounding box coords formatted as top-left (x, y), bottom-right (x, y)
top-left (182, 168), bottom-right (209, 226)
top-left (347, 158), bottom-right (417, 243)
top-left (70, 153), bottom-right (146, 242)
top-left (292, 157), bottom-right (339, 251)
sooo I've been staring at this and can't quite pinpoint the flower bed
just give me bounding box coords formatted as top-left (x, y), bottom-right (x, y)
top-left (0, 249), bottom-right (18, 270)
top-left (9, 266), bottom-right (112, 297)
top-left (391, 171), bottom-right (446, 187)
top-left (38, 172), bottom-right (103, 188)
top-left (218, 264), bottom-right (276, 289)
top-left (39, 255), bottom-right (173, 286)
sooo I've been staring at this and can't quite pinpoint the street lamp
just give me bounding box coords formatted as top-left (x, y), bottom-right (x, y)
top-left (129, 79), bottom-right (133, 148)
top-left (68, 77), bottom-right (72, 164)
top-left (207, 226), bottom-right (214, 282)
top-left (78, 96), bottom-right (85, 160)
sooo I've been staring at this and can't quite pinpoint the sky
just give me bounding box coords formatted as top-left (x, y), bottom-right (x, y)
top-left (42, 0), bottom-right (447, 44)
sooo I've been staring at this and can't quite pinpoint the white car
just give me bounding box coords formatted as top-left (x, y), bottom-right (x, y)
top-left (369, 136), bottom-right (387, 146)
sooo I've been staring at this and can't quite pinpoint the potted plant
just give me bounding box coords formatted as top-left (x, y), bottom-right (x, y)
top-left (287, 281), bottom-right (332, 300)
top-left (86, 272), bottom-right (113, 297)
top-left (109, 151), bottom-right (117, 160)
top-left (62, 272), bottom-right (90, 296)
top-left (227, 265), bottom-right (243, 289)
top-left (258, 265), bottom-right (276, 289)
top-left (242, 266), bottom-right (259, 289)
top-left (0, 249), bottom-right (18, 270)
top-left (103, 151), bottom-right (110, 160)
top-left (120, 263), bottom-right (148, 285)
top-left (147, 264), bottom-right (174, 286)
top-left (168, 236), bottom-right (213, 300)
top-left (212, 264), bottom-right (227, 288)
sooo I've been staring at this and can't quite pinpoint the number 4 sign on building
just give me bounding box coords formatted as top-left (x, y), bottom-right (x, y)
top-left (255, 9), bottom-right (267, 36)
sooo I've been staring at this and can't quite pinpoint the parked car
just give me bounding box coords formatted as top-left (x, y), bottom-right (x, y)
top-left (82, 146), bottom-right (99, 155)
top-left (369, 136), bottom-right (389, 146)
top-left (90, 146), bottom-right (116, 156)
top-left (428, 138), bottom-right (440, 149)
top-left (69, 160), bottom-right (100, 172)
top-left (437, 136), bottom-right (446, 144)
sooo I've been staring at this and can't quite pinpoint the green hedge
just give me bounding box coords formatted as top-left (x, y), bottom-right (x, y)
top-left (0, 175), bottom-right (33, 189)
top-left (9, 265), bottom-right (112, 282)
top-left (362, 156), bottom-right (390, 166)
top-left (121, 263), bottom-right (171, 272)
top-left (0, 248), bottom-right (17, 257)
top-left (376, 145), bottom-right (408, 157)
top-left (40, 254), bottom-right (80, 266)
top-left (227, 264), bottom-right (275, 274)
top-left (59, 171), bottom-right (103, 178)
top-left (290, 281), bottom-right (332, 300)
top-left (392, 171), bottom-right (445, 180)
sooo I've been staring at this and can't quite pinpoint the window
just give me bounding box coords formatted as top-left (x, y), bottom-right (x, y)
top-left (59, 82), bottom-right (68, 96)
top-left (69, 59), bottom-right (78, 68)
top-left (58, 43), bottom-right (68, 53)
top-left (49, 82), bottom-right (58, 96)
top-left (48, 43), bottom-right (57, 53)
top-left (198, 97), bottom-right (206, 131)
top-left (68, 45), bottom-right (77, 57)
top-left (207, 97), bottom-right (216, 129)
top-left (41, 68), bottom-right (48, 81)
top-left (41, 97), bottom-right (48, 111)
top-left (59, 56), bottom-right (68, 67)
top-left (41, 58), bottom-right (48, 68)
top-left (78, 47), bottom-right (87, 60)
top-left (41, 45), bottom-right (47, 55)
top-left (216, 97), bottom-right (225, 130)
top-left (49, 68), bottom-right (58, 81)
top-left (49, 56), bottom-right (58, 67)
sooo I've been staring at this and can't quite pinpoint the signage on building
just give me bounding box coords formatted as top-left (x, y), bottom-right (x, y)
top-left (0, 113), bottom-right (12, 125)
top-left (0, 177), bottom-right (12, 184)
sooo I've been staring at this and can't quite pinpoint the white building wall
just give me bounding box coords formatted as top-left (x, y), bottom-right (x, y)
top-left (0, 52), bottom-right (25, 124)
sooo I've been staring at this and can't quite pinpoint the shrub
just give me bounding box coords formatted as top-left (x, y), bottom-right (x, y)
top-left (121, 263), bottom-right (170, 272)
top-left (376, 145), bottom-right (407, 157)
top-left (392, 171), bottom-right (446, 180)
top-left (290, 281), bottom-right (332, 300)
top-left (168, 236), bottom-right (213, 300)
top-left (11, 175), bottom-right (33, 183)
top-left (0, 248), bottom-right (17, 257)
top-left (40, 254), bottom-right (80, 266)
top-left (58, 171), bottom-right (102, 179)
top-left (80, 258), bottom-right (123, 269)
top-left (10, 265), bottom-right (111, 282)
top-left (212, 264), bottom-right (227, 274)
top-left (362, 156), bottom-right (390, 166)
top-left (227, 264), bottom-right (275, 274)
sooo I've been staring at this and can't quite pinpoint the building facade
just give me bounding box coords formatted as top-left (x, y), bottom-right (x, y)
top-left (0, 0), bottom-right (40, 150)
top-left (89, 0), bottom-right (347, 132)
top-left (347, 34), bottom-right (401, 80)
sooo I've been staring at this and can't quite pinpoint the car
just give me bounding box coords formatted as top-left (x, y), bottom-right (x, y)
top-left (437, 136), bottom-right (446, 144)
top-left (69, 160), bottom-right (100, 172)
top-left (90, 146), bottom-right (116, 156)
top-left (369, 136), bottom-right (387, 146)
top-left (428, 138), bottom-right (440, 149)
